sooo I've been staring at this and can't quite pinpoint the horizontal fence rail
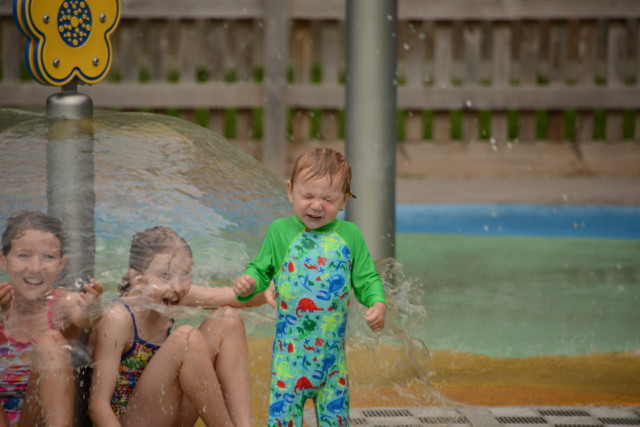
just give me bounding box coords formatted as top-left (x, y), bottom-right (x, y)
top-left (1, 0), bottom-right (639, 174)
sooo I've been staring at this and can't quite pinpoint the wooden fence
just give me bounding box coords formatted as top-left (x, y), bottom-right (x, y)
top-left (1, 0), bottom-right (639, 174)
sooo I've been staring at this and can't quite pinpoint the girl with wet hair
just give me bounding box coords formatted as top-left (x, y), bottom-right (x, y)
top-left (0, 210), bottom-right (103, 426)
top-left (89, 226), bottom-right (274, 427)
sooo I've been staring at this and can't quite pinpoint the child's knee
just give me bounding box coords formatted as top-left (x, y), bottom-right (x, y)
top-left (202, 306), bottom-right (245, 334)
top-left (170, 324), bottom-right (207, 349)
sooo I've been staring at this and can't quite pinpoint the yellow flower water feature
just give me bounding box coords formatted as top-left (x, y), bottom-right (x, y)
top-left (13, 0), bottom-right (120, 86)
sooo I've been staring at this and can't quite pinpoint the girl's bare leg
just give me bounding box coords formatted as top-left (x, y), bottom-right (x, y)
top-left (0, 408), bottom-right (9, 427)
top-left (201, 308), bottom-right (252, 427)
top-left (20, 330), bottom-right (75, 427)
top-left (120, 325), bottom-right (234, 427)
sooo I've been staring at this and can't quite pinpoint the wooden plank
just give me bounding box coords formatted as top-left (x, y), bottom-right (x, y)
top-left (396, 86), bottom-right (640, 110)
top-left (290, 20), bottom-right (312, 141)
top-left (517, 21), bottom-right (539, 141)
top-left (491, 22), bottom-right (511, 142)
top-left (82, 83), bottom-right (261, 108)
top-left (320, 20), bottom-right (341, 140)
top-left (3, 0), bottom-right (640, 20)
top-left (574, 21), bottom-right (596, 141)
top-left (204, 20), bottom-right (227, 134)
top-left (397, 0), bottom-right (640, 20)
top-left (228, 19), bottom-right (257, 140)
top-left (1, 18), bottom-right (21, 82)
top-left (606, 20), bottom-right (627, 139)
top-left (433, 22), bottom-right (453, 141)
top-left (148, 20), bottom-right (168, 81)
top-left (607, 20), bottom-right (627, 86)
top-left (548, 21), bottom-right (568, 141)
top-left (401, 20), bottom-right (427, 141)
top-left (2, 83), bottom-right (640, 111)
top-left (462, 21), bottom-right (481, 141)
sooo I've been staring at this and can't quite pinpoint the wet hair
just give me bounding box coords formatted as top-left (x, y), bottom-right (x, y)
top-left (118, 226), bottom-right (192, 295)
top-left (289, 147), bottom-right (356, 198)
top-left (1, 210), bottom-right (66, 256)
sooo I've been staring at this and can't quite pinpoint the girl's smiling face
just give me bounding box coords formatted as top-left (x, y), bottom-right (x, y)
top-left (0, 229), bottom-right (67, 301)
top-left (129, 247), bottom-right (193, 306)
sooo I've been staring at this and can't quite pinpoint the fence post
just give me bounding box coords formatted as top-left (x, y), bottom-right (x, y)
top-left (345, 0), bottom-right (397, 261)
top-left (263, 0), bottom-right (289, 176)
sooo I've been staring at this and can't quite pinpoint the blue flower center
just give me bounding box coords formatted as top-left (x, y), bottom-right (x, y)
top-left (57, 0), bottom-right (92, 48)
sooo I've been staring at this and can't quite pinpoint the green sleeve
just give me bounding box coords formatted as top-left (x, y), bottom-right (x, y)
top-left (237, 217), bottom-right (297, 302)
top-left (338, 220), bottom-right (387, 307)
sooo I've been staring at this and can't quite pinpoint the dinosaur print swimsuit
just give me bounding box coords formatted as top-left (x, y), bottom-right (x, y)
top-left (239, 217), bottom-right (386, 427)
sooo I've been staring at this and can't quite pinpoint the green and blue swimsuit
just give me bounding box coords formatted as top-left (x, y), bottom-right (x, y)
top-left (240, 216), bottom-right (386, 427)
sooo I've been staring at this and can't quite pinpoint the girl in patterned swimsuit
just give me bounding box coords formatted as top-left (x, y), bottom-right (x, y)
top-left (88, 226), bottom-right (274, 427)
top-left (234, 147), bottom-right (387, 427)
top-left (0, 211), bottom-right (103, 426)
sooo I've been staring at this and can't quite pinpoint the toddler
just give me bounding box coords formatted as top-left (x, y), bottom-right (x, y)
top-left (234, 147), bottom-right (387, 426)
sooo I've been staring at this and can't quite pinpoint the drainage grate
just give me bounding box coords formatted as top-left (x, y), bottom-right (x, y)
top-left (597, 418), bottom-right (640, 425)
top-left (362, 409), bottom-right (414, 418)
top-left (495, 416), bottom-right (548, 424)
top-left (539, 409), bottom-right (591, 417)
top-left (418, 416), bottom-right (469, 424)
top-left (553, 425), bottom-right (602, 427)
top-left (307, 406), bottom-right (640, 426)
top-left (371, 425), bottom-right (421, 427)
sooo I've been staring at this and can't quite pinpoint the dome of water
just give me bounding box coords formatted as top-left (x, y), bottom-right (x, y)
top-left (0, 108), bottom-right (291, 288)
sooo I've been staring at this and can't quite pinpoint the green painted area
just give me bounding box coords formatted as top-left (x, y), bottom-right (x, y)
top-left (396, 233), bottom-right (640, 358)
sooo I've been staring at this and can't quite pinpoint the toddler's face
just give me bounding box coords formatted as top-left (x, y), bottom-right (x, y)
top-left (287, 174), bottom-right (348, 229)
top-left (131, 247), bottom-right (193, 306)
top-left (0, 229), bottom-right (67, 301)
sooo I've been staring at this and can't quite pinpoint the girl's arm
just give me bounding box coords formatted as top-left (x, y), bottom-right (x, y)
top-left (180, 283), bottom-right (276, 309)
top-left (0, 282), bottom-right (12, 312)
top-left (88, 305), bottom-right (131, 427)
top-left (60, 279), bottom-right (104, 329)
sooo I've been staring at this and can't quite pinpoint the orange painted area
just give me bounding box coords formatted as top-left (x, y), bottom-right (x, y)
top-left (241, 338), bottom-right (640, 426)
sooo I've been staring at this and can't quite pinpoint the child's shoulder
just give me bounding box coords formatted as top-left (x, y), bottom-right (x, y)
top-left (100, 300), bottom-right (132, 324)
top-left (334, 218), bottom-right (364, 236)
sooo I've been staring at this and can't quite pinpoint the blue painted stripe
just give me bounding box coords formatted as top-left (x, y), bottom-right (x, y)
top-left (395, 204), bottom-right (640, 239)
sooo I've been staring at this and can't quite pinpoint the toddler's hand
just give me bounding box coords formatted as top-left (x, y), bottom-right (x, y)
top-left (365, 302), bottom-right (386, 332)
top-left (264, 282), bottom-right (277, 308)
top-left (234, 274), bottom-right (256, 297)
top-left (0, 282), bottom-right (13, 311)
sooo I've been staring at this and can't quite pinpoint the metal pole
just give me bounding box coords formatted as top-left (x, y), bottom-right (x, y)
top-left (46, 83), bottom-right (96, 427)
top-left (263, 0), bottom-right (289, 176)
top-left (345, 0), bottom-right (398, 260)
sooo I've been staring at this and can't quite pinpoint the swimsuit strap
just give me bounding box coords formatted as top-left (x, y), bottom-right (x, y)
top-left (1, 289), bottom-right (58, 342)
top-left (121, 302), bottom-right (172, 341)
top-left (122, 303), bottom-right (141, 342)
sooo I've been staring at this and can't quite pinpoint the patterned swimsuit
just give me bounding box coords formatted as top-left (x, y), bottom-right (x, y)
top-left (240, 217), bottom-right (386, 427)
top-left (0, 291), bottom-right (56, 427)
top-left (110, 303), bottom-right (170, 416)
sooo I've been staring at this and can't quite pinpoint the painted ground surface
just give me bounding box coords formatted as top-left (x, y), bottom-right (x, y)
top-left (239, 204), bottom-right (640, 426)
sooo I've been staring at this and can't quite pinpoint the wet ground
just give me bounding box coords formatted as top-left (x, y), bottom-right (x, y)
top-left (251, 176), bottom-right (640, 426)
